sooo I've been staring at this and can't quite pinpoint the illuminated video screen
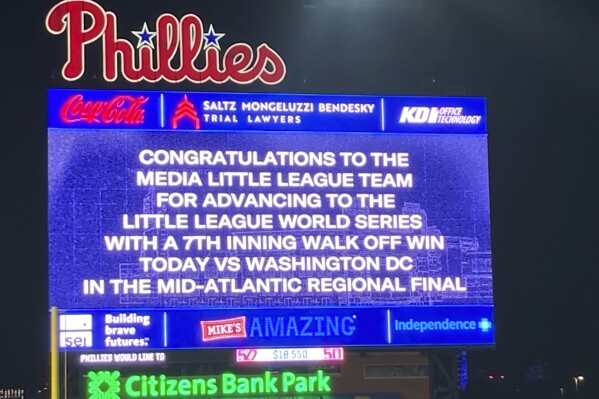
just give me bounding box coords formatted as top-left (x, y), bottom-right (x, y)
top-left (48, 89), bottom-right (493, 350)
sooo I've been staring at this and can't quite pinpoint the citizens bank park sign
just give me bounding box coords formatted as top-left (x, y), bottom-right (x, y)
top-left (46, 0), bottom-right (286, 84)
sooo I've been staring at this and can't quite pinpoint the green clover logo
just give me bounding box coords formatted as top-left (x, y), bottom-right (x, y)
top-left (87, 370), bottom-right (121, 399)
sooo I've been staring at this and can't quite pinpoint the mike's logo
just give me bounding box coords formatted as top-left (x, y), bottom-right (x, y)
top-left (46, 0), bottom-right (286, 85)
top-left (201, 316), bottom-right (247, 341)
top-left (60, 94), bottom-right (147, 125)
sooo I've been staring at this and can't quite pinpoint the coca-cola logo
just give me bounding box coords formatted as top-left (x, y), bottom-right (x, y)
top-left (46, 0), bottom-right (286, 85)
top-left (60, 94), bottom-right (148, 124)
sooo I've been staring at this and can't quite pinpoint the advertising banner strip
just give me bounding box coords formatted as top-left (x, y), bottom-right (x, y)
top-left (58, 306), bottom-right (494, 351)
top-left (235, 347), bottom-right (344, 363)
top-left (81, 370), bottom-right (332, 398)
top-left (48, 89), bottom-right (487, 134)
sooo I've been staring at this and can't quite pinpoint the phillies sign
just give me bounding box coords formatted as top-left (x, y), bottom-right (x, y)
top-left (46, 0), bottom-right (286, 85)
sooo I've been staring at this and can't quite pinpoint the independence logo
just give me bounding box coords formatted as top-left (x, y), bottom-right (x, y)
top-left (394, 317), bottom-right (493, 333)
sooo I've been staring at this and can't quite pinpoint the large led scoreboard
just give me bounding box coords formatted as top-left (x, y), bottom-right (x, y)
top-left (48, 89), bottom-right (493, 351)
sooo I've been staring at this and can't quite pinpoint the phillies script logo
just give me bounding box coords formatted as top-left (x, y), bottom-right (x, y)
top-left (200, 316), bottom-right (247, 341)
top-left (60, 94), bottom-right (148, 124)
top-left (46, 0), bottom-right (286, 85)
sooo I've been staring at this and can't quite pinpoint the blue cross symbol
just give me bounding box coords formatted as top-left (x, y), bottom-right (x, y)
top-left (478, 318), bottom-right (492, 332)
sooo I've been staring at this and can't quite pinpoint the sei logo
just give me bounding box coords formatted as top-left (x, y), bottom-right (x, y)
top-left (59, 314), bottom-right (93, 348)
top-left (61, 332), bottom-right (93, 348)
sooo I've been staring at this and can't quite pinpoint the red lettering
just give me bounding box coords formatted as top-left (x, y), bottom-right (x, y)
top-left (224, 44), bottom-right (255, 83)
top-left (46, 0), bottom-right (286, 85)
top-left (179, 15), bottom-right (204, 81)
top-left (46, 0), bottom-right (107, 81)
top-left (256, 44), bottom-right (287, 84)
top-left (60, 95), bottom-right (148, 125)
top-left (156, 14), bottom-right (181, 81)
top-left (104, 13), bottom-right (146, 82)
top-left (202, 48), bottom-right (226, 83)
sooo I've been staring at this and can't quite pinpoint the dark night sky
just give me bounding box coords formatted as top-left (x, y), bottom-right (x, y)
top-left (1, 0), bottom-right (599, 392)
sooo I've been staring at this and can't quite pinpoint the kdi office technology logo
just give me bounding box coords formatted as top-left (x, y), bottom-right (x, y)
top-left (399, 106), bottom-right (482, 125)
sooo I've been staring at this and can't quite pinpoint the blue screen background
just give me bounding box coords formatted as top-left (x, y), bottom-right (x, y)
top-left (49, 129), bottom-right (491, 310)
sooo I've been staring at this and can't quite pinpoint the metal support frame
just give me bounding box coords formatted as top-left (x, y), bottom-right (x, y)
top-left (51, 307), bottom-right (59, 399)
top-left (428, 350), bottom-right (460, 399)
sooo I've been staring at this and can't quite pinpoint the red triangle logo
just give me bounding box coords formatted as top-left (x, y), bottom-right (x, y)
top-left (171, 95), bottom-right (200, 129)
